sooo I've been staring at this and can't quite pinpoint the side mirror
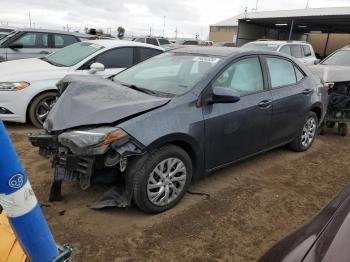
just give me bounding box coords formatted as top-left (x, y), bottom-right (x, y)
top-left (8, 42), bottom-right (23, 49)
top-left (314, 59), bottom-right (321, 65)
top-left (89, 62), bottom-right (105, 73)
top-left (207, 86), bottom-right (241, 104)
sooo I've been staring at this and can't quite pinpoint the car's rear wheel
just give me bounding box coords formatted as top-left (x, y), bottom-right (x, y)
top-left (290, 112), bottom-right (318, 152)
top-left (28, 92), bottom-right (58, 128)
top-left (133, 145), bottom-right (192, 213)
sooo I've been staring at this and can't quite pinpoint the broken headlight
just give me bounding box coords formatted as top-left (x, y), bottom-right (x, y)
top-left (0, 82), bottom-right (30, 91)
top-left (58, 127), bottom-right (128, 154)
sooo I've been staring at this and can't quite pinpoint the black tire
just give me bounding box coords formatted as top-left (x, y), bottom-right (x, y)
top-left (133, 145), bottom-right (192, 213)
top-left (319, 122), bottom-right (326, 135)
top-left (28, 91), bottom-right (58, 128)
top-left (290, 112), bottom-right (318, 152)
top-left (338, 123), bottom-right (348, 137)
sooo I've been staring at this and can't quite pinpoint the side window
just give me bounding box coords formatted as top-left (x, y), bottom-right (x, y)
top-left (134, 38), bottom-right (145, 43)
top-left (54, 34), bottom-right (77, 48)
top-left (266, 57), bottom-right (297, 88)
top-left (290, 45), bottom-right (303, 58)
top-left (146, 38), bottom-right (159, 46)
top-left (137, 48), bottom-right (162, 63)
top-left (213, 57), bottom-right (264, 95)
top-left (302, 45), bottom-right (312, 57)
top-left (279, 45), bottom-right (291, 56)
top-left (94, 47), bottom-right (133, 69)
top-left (15, 32), bottom-right (48, 48)
top-left (295, 66), bottom-right (305, 82)
top-left (158, 39), bottom-right (170, 45)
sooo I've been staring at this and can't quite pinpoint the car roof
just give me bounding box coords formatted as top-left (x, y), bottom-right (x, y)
top-left (248, 40), bottom-right (310, 46)
top-left (169, 46), bottom-right (240, 57)
top-left (85, 39), bottom-right (164, 51)
top-left (15, 28), bottom-right (94, 38)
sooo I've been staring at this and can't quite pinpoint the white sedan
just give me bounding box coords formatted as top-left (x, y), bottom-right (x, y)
top-left (0, 40), bottom-right (163, 127)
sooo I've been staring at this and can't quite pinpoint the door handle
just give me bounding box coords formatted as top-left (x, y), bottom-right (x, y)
top-left (39, 51), bottom-right (50, 55)
top-left (258, 100), bottom-right (272, 108)
top-left (302, 89), bottom-right (313, 95)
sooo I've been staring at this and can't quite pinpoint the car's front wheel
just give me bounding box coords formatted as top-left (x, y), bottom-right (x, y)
top-left (28, 91), bottom-right (58, 128)
top-left (290, 112), bottom-right (318, 152)
top-left (133, 145), bottom-right (192, 213)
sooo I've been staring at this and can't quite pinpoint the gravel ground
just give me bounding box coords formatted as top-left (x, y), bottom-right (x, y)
top-left (5, 122), bottom-right (350, 261)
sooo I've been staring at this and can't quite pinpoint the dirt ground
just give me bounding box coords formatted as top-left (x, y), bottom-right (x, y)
top-left (5, 122), bottom-right (350, 261)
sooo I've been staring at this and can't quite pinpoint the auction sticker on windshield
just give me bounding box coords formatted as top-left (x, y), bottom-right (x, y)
top-left (193, 57), bottom-right (220, 63)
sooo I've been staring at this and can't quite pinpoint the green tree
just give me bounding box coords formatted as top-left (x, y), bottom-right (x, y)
top-left (117, 26), bottom-right (125, 39)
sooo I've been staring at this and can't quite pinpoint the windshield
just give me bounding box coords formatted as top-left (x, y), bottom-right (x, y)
top-left (241, 42), bottom-right (279, 51)
top-left (0, 31), bottom-right (17, 46)
top-left (113, 52), bottom-right (221, 96)
top-left (322, 50), bottom-right (350, 66)
top-left (44, 42), bottom-right (103, 67)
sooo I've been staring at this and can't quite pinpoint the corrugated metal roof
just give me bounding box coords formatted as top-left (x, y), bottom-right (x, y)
top-left (211, 6), bottom-right (350, 27)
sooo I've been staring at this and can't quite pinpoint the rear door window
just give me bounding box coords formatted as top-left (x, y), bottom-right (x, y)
top-left (290, 45), bottom-right (303, 58)
top-left (266, 57), bottom-right (297, 88)
top-left (94, 47), bottom-right (134, 68)
top-left (15, 32), bottom-right (48, 48)
top-left (137, 47), bottom-right (162, 63)
top-left (54, 34), bottom-right (78, 48)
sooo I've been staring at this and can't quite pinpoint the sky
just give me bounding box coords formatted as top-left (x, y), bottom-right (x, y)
top-left (1, 0), bottom-right (350, 39)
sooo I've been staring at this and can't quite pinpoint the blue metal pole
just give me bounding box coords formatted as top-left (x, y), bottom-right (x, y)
top-left (0, 120), bottom-right (59, 262)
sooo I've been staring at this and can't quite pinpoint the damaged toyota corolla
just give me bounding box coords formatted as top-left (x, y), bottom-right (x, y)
top-left (29, 47), bottom-right (328, 213)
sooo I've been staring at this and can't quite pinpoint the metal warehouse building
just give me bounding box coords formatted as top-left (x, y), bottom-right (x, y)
top-left (209, 6), bottom-right (350, 57)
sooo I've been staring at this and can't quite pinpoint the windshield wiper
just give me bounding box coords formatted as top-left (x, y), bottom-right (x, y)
top-left (40, 57), bottom-right (66, 67)
top-left (118, 82), bottom-right (173, 97)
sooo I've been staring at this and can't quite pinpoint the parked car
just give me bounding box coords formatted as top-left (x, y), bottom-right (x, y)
top-left (134, 37), bottom-right (171, 47)
top-left (214, 42), bottom-right (236, 47)
top-left (29, 47), bottom-right (328, 213)
top-left (175, 39), bottom-right (200, 45)
top-left (0, 28), bottom-right (96, 62)
top-left (241, 41), bottom-right (318, 65)
top-left (0, 40), bottom-right (163, 127)
top-left (260, 184), bottom-right (350, 262)
top-left (310, 45), bottom-right (350, 93)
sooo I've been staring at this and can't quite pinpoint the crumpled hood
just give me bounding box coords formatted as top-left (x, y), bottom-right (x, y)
top-left (45, 75), bottom-right (170, 132)
top-left (309, 64), bottom-right (350, 82)
top-left (0, 58), bottom-right (69, 82)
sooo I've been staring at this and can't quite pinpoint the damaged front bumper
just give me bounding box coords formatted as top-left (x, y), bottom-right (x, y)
top-left (28, 128), bottom-right (146, 207)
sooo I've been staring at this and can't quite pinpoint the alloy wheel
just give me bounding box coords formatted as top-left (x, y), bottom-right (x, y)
top-left (147, 157), bottom-right (187, 207)
top-left (301, 117), bottom-right (317, 148)
top-left (35, 96), bottom-right (57, 125)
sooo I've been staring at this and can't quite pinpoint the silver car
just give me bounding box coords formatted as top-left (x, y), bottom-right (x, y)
top-left (0, 28), bottom-right (95, 62)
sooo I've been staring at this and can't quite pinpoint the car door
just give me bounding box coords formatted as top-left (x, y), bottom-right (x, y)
top-left (264, 56), bottom-right (309, 146)
top-left (80, 47), bottom-right (134, 77)
top-left (203, 56), bottom-right (273, 170)
top-left (6, 32), bottom-right (50, 60)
